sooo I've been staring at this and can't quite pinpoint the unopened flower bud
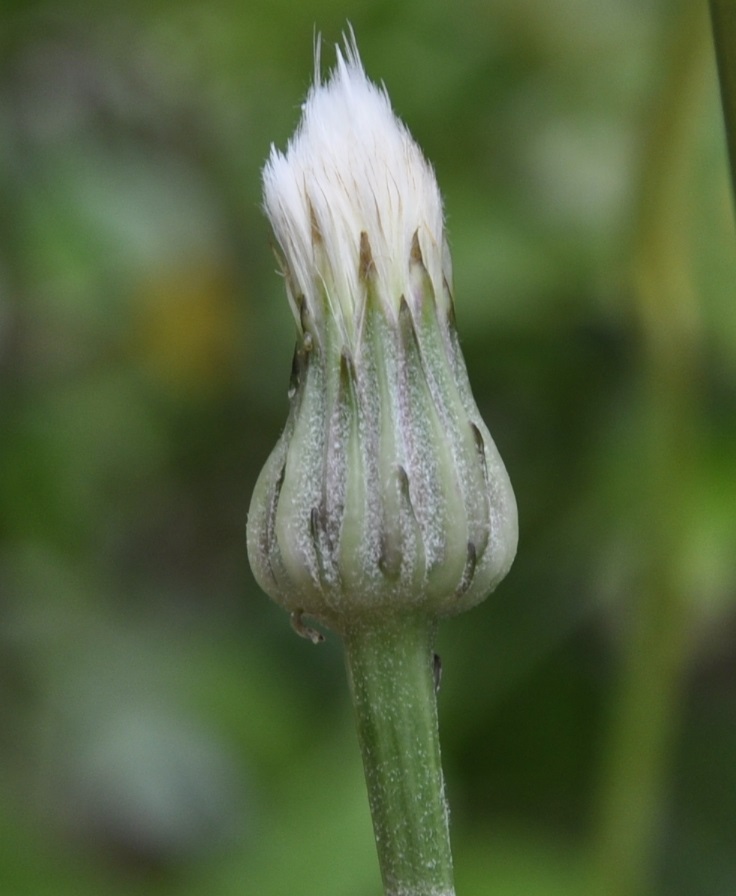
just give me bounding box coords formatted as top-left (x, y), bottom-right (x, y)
top-left (247, 36), bottom-right (517, 633)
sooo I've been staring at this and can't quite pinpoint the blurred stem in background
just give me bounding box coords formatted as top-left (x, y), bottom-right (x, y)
top-left (710, 0), bottom-right (736, 204)
top-left (591, 4), bottom-right (711, 896)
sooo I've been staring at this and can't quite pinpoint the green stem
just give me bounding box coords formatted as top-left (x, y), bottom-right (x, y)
top-left (342, 613), bottom-right (455, 896)
top-left (710, 0), bottom-right (736, 204)
top-left (591, 6), bottom-right (708, 896)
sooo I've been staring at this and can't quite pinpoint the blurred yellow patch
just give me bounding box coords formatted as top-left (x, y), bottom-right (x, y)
top-left (132, 262), bottom-right (240, 395)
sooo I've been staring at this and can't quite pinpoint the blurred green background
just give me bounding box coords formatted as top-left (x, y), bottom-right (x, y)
top-left (1, 0), bottom-right (735, 894)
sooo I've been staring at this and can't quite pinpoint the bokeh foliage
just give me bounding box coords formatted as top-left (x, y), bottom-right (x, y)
top-left (1, 1), bottom-right (735, 894)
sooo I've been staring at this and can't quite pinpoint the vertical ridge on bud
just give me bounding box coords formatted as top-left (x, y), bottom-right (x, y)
top-left (247, 32), bottom-right (517, 633)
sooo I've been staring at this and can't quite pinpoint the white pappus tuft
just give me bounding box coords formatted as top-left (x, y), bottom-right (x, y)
top-left (262, 32), bottom-right (449, 347)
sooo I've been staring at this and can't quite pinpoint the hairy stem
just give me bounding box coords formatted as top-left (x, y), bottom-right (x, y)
top-left (342, 613), bottom-right (455, 896)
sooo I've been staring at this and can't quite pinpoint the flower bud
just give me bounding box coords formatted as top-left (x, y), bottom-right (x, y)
top-left (247, 36), bottom-right (517, 632)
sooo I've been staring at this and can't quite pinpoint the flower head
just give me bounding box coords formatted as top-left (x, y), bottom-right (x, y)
top-left (248, 34), bottom-right (517, 633)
